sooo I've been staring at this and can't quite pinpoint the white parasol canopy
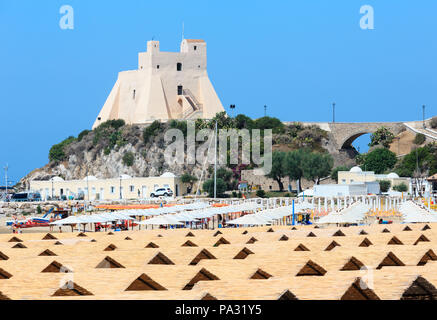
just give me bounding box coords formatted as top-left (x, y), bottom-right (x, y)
top-left (137, 215), bottom-right (184, 226)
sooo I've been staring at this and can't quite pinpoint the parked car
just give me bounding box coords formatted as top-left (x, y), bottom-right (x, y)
top-left (150, 188), bottom-right (173, 198)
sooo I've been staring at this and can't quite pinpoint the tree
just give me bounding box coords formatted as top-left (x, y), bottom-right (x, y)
top-left (379, 180), bottom-right (391, 193)
top-left (369, 127), bottom-right (395, 148)
top-left (283, 149), bottom-right (306, 193)
top-left (252, 116), bottom-right (285, 134)
top-left (209, 111), bottom-right (234, 129)
top-left (234, 114), bottom-right (254, 130)
top-left (393, 183), bottom-right (408, 192)
top-left (331, 166), bottom-right (350, 183)
top-left (362, 148), bottom-right (397, 174)
top-left (203, 178), bottom-right (227, 198)
top-left (266, 151), bottom-right (287, 191)
top-left (302, 152), bottom-right (334, 184)
top-left (414, 133), bottom-right (426, 145)
top-left (181, 173), bottom-right (198, 193)
top-left (395, 144), bottom-right (437, 177)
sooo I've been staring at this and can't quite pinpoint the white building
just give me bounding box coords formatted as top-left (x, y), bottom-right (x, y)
top-left (29, 173), bottom-right (187, 201)
top-left (314, 182), bottom-right (379, 197)
top-left (338, 166), bottom-right (432, 196)
top-left (93, 39), bottom-right (225, 129)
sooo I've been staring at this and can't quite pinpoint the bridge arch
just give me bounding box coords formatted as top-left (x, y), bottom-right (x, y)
top-left (329, 122), bottom-right (405, 151)
top-left (340, 131), bottom-right (372, 150)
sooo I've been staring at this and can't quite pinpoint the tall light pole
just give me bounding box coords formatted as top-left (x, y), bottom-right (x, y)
top-left (119, 175), bottom-right (122, 200)
top-left (423, 105), bottom-right (426, 128)
top-left (214, 120), bottom-right (217, 199)
top-left (332, 102), bottom-right (336, 123)
top-left (230, 104), bottom-right (235, 118)
top-left (4, 164), bottom-right (8, 197)
top-left (86, 169), bottom-right (90, 211)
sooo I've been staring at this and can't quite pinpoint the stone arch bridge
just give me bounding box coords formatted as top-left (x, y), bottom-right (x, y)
top-left (284, 119), bottom-right (436, 151)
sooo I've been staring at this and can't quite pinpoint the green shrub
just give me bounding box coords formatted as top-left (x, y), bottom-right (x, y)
top-left (169, 120), bottom-right (188, 137)
top-left (369, 127), bottom-right (395, 148)
top-left (414, 133), bottom-right (426, 145)
top-left (95, 119), bottom-right (125, 131)
top-left (379, 180), bottom-right (391, 193)
top-left (104, 147), bottom-right (111, 155)
top-left (143, 121), bottom-right (162, 144)
top-left (36, 205), bottom-right (42, 215)
top-left (393, 183), bottom-right (408, 192)
top-left (77, 129), bottom-right (91, 142)
top-left (49, 136), bottom-right (76, 162)
top-left (431, 117), bottom-right (437, 129)
top-left (122, 152), bottom-right (135, 167)
top-left (256, 189), bottom-right (266, 198)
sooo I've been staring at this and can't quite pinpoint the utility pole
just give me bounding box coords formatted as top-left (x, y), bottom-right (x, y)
top-left (214, 120), bottom-right (217, 199)
top-left (86, 169), bottom-right (90, 211)
top-left (332, 102), bottom-right (336, 123)
top-left (264, 105), bottom-right (267, 117)
top-left (119, 175), bottom-right (122, 200)
top-left (4, 164), bottom-right (8, 198)
top-left (423, 105), bottom-right (426, 128)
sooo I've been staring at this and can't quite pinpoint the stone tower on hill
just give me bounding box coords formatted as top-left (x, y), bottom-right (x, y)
top-left (92, 39), bottom-right (225, 129)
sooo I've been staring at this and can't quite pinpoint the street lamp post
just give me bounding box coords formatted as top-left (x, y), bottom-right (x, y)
top-left (214, 120), bottom-right (217, 199)
top-left (423, 105), bottom-right (426, 128)
top-left (264, 105), bottom-right (267, 117)
top-left (119, 176), bottom-right (122, 200)
top-left (230, 104), bottom-right (235, 118)
top-left (4, 164), bottom-right (8, 198)
top-left (332, 102), bottom-right (336, 123)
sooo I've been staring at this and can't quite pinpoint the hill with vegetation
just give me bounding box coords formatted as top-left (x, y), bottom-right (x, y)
top-left (18, 112), bottom-right (342, 190)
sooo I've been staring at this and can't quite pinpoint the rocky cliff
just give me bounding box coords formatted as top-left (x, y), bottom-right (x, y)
top-left (18, 119), bottom-right (356, 190)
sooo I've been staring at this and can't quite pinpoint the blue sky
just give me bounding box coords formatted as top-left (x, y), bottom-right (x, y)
top-left (1, 0), bottom-right (437, 183)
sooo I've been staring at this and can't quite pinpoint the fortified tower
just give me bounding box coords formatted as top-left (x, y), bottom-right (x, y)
top-left (92, 39), bottom-right (225, 129)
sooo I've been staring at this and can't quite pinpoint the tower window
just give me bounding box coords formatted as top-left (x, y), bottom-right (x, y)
top-left (157, 65), bottom-right (160, 69)
top-left (133, 90), bottom-right (136, 99)
top-left (177, 63), bottom-right (182, 71)
top-left (194, 46), bottom-right (197, 51)
top-left (177, 85), bottom-right (183, 95)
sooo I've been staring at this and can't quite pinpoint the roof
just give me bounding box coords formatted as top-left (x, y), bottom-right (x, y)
top-left (428, 173), bottom-right (437, 180)
top-left (185, 39), bottom-right (205, 43)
